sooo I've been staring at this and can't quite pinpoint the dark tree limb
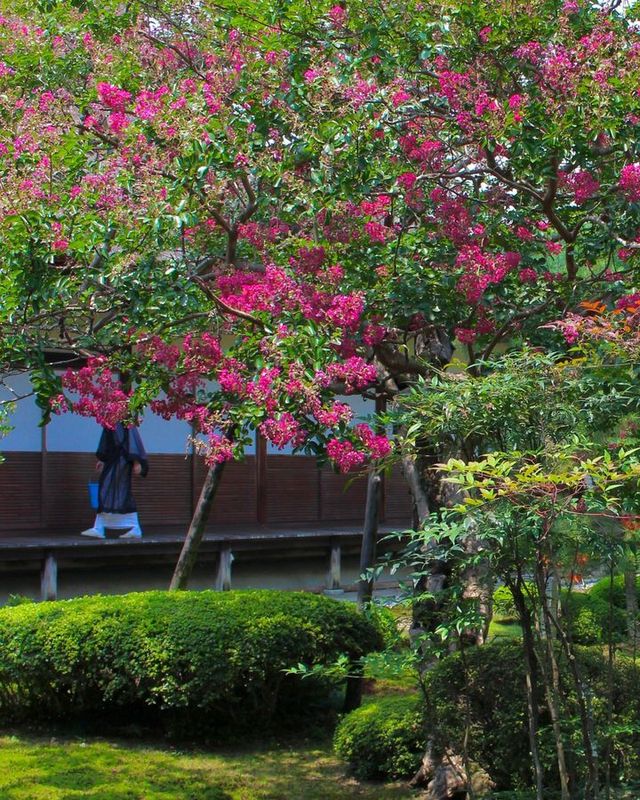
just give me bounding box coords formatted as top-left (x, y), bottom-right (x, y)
top-left (170, 458), bottom-right (227, 590)
top-left (357, 470), bottom-right (381, 610)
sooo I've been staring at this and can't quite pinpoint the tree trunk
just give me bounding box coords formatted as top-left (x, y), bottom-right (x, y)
top-left (624, 557), bottom-right (638, 643)
top-left (508, 575), bottom-right (545, 800)
top-left (535, 560), bottom-right (572, 800)
top-left (357, 470), bottom-right (381, 609)
top-left (169, 460), bottom-right (227, 590)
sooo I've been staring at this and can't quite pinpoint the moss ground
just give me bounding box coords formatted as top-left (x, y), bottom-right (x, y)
top-left (0, 732), bottom-right (418, 800)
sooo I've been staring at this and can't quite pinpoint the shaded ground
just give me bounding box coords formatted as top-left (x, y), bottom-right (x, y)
top-left (0, 733), bottom-right (418, 800)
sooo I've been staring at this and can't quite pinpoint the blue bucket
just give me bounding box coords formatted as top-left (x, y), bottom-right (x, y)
top-left (87, 482), bottom-right (100, 510)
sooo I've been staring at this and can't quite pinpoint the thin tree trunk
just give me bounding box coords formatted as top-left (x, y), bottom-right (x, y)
top-left (547, 597), bottom-right (601, 800)
top-left (357, 470), bottom-right (381, 610)
top-left (401, 452), bottom-right (430, 524)
top-left (535, 558), bottom-right (572, 800)
top-left (508, 575), bottom-right (545, 800)
top-left (170, 460), bottom-right (227, 590)
top-left (624, 556), bottom-right (638, 643)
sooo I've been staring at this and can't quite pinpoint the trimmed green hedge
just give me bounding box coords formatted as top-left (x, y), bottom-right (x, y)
top-left (333, 693), bottom-right (425, 780)
top-left (0, 590), bottom-right (382, 734)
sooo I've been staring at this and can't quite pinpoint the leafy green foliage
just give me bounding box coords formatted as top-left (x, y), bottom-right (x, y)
top-left (589, 574), bottom-right (640, 610)
top-left (491, 581), bottom-right (632, 645)
top-left (424, 641), bottom-right (640, 792)
top-left (563, 590), bottom-right (628, 645)
top-left (333, 693), bottom-right (425, 781)
top-left (0, 590), bottom-right (382, 736)
top-left (492, 584), bottom-right (521, 623)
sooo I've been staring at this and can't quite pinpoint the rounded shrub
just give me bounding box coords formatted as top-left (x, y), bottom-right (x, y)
top-left (588, 574), bottom-right (640, 609)
top-left (563, 590), bottom-right (627, 644)
top-left (333, 693), bottom-right (425, 780)
top-left (0, 590), bottom-right (382, 735)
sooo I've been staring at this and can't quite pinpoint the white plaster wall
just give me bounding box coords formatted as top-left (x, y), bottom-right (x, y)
top-left (0, 373), bottom-right (43, 452)
top-left (138, 405), bottom-right (193, 455)
top-left (46, 402), bottom-right (104, 452)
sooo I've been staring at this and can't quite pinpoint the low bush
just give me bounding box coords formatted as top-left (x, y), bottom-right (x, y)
top-left (563, 590), bottom-right (627, 644)
top-left (333, 693), bottom-right (425, 780)
top-left (364, 604), bottom-right (404, 650)
top-left (589, 574), bottom-right (640, 610)
top-left (423, 640), bottom-right (640, 792)
top-left (0, 590), bottom-right (382, 736)
top-left (491, 582), bottom-right (630, 644)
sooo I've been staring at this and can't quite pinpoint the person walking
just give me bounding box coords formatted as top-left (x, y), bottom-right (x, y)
top-left (81, 423), bottom-right (148, 539)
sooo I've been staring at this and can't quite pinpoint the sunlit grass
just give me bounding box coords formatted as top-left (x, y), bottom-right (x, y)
top-left (0, 733), bottom-right (418, 800)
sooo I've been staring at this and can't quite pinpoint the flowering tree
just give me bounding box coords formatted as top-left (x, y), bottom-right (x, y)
top-left (2, 0), bottom-right (640, 583)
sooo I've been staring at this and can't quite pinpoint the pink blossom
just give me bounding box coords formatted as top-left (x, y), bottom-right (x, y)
top-left (315, 402), bottom-right (353, 427)
top-left (354, 424), bottom-right (392, 459)
top-left (397, 172), bottom-right (417, 190)
top-left (328, 5), bottom-right (347, 26)
top-left (455, 327), bottom-right (477, 344)
top-left (518, 268), bottom-right (538, 284)
top-left (327, 439), bottom-right (367, 473)
top-left (362, 323), bottom-right (387, 346)
top-left (320, 357), bottom-right (377, 393)
top-left (218, 366), bottom-right (246, 395)
top-left (325, 293), bottom-right (365, 331)
top-left (619, 163), bottom-right (640, 202)
top-left (52, 239), bottom-right (69, 252)
top-left (363, 221), bottom-right (391, 243)
top-left (97, 82), bottom-right (131, 112)
top-left (392, 90), bottom-right (411, 107)
top-left (560, 169), bottom-right (600, 204)
top-left (260, 413), bottom-right (306, 449)
top-left (108, 112), bottom-right (129, 133)
top-left (546, 241), bottom-right (563, 255)
top-left (49, 394), bottom-right (68, 414)
top-left (205, 433), bottom-right (234, 465)
top-left (515, 226), bottom-right (534, 242)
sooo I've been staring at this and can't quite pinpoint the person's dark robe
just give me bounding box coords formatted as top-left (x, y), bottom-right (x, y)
top-left (97, 424), bottom-right (148, 514)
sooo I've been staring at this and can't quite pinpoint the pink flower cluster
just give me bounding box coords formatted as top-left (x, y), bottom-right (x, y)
top-left (354, 423), bottom-right (392, 459)
top-left (260, 412), bottom-right (306, 449)
top-left (314, 401), bottom-right (353, 427)
top-left (318, 357), bottom-right (377, 393)
top-left (619, 164), bottom-right (640, 202)
top-left (455, 245), bottom-right (518, 304)
top-left (560, 170), bottom-right (600, 205)
top-left (97, 82), bottom-right (131, 112)
top-left (325, 293), bottom-right (365, 331)
top-left (61, 360), bottom-right (130, 429)
top-left (183, 333), bottom-right (223, 372)
top-left (327, 425), bottom-right (392, 473)
top-left (205, 433), bottom-right (235, 465)
top-left (327, 438), bottom-right (366, 472)
top-left (138, 335), bottom-right (180, 369)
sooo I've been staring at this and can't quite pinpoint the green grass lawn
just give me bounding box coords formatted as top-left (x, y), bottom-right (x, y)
top-left (0, 733), bottom-right (418, 800)
top-left (488, 618), bottom-right (523, 640)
